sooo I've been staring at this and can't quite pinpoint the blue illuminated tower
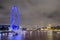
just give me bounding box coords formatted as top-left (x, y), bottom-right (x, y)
top-left (10, 5), bottom-right (20, 30)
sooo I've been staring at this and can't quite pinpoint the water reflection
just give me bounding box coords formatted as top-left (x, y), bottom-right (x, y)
top-left (1, 33), bottom-right (8, 40)
top-left (0, 30), bottom-right (60, 40)
top-left (0, 31), bottom-right (25, 40)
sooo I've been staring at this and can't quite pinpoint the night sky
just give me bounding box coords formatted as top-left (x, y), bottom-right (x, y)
top-left (0, 0), bottom-right (60, 27)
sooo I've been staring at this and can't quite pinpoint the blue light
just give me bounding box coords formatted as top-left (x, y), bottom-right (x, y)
top-left (10, 5), bottom-right (20, 30)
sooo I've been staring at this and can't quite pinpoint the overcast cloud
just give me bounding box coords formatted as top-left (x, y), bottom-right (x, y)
top-left (0, 0), bottom-right (60, 27)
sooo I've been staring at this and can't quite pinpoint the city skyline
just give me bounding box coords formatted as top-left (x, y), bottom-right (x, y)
top-left (0, 0), bottom-right (60, 27)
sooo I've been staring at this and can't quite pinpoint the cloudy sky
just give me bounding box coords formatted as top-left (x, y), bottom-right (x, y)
top-left (0, 0), bottom-right (60, 27)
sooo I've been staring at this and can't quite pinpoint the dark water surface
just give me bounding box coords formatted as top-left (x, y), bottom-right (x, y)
top-left (0, 30), bottom-right (60, 40)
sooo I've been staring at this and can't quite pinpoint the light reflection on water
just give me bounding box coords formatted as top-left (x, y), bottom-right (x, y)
top-left (0, 30), bottom-right (26, 40)
top-left (11, 31), bottom-right (26, 40)
top-left (11, 34), bottom-right (24, 40)
top-left (0, 30), bottom-right (60, 40)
